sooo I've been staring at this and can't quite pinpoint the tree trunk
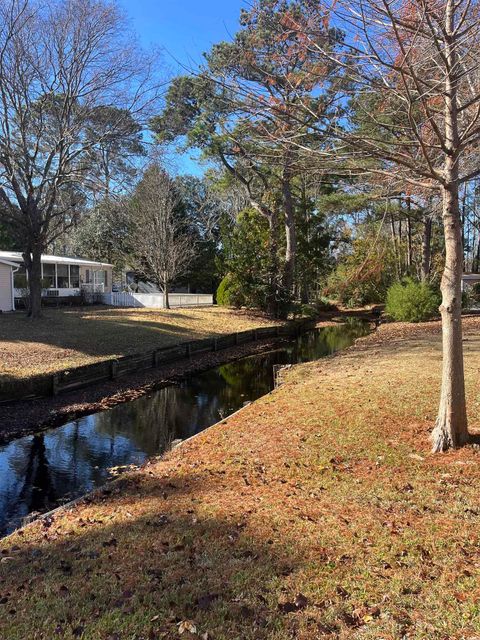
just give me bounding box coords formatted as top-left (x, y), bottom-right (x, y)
top-left (164, 283), bottom-right (170, 309)
top-left (24, 246), bottom-right (43, 319)
top-left (300, 280), bottom-right (309, 304)
top-left (432, 0), bottom-right (469, 452)
top-left (390, 213), bottom-right (401, 279)
top-left (474, 236), bottom-right (480, 273)
top-left (432, 183), bottom-right (468, 451)
top-left (406, 196), bottom-right (413, 273)
top-left (266, 211), bottom-right (280, 317)
top-left (461, 183), bottom-right (466, 262)
top-left (282, 174), bottom-right (296, 295)
top-left (421, 215), bottom-right (432, 282)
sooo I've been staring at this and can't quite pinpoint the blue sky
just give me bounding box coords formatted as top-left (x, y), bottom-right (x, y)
top-left (118, 0), bottom-right (246, 174)
top-left (118, 0), bottom-right (244, 70)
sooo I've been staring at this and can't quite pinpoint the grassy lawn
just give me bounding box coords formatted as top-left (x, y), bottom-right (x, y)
top-left (0, 306), bottom-right (280, 380)
top-left (3, 318), bottom-right (480, 638)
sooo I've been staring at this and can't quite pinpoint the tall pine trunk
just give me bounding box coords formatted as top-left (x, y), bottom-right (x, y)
top-left (406, 196), bottom-right (413, 273)
top-left (432, 0), bottom-right (469, 451)
top-left (282, 172), bottom-right (296, 295)
top-left (267, 212), bottom-right (280, 317)
top-left (421, 215), bottom-right (432, 282)
top-left (390, 213), bottom-right (402, 279)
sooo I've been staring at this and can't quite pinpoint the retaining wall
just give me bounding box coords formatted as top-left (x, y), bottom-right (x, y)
top-left (1, 320), bottom-right (313, 403)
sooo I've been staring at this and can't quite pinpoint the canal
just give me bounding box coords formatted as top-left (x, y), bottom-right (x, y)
top-left (0, 318), bottom-right (370, 535)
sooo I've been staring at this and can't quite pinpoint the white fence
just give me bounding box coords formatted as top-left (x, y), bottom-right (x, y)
top-left (102, 292), bottom-right (213, 308)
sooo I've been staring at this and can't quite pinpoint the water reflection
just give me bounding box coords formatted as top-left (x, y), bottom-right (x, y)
top-left (0, 319), bottom-right (369, 535)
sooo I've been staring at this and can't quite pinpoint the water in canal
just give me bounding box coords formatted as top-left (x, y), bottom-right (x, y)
top-left (0, 319), bottom-right (370, 535)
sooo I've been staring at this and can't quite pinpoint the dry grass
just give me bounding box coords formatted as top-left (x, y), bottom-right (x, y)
top-left (3, 318), bottom-right (480, 639)
top-left (0, 306), bottom-right (280, 380)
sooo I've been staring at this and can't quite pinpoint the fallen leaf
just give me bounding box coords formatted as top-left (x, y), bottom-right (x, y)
top-left (278, 593), bottom-right (309, 613)
top-left (178, 620), bottom-right (197, 634)
top-left (294, 593), bottom-right (309, 609)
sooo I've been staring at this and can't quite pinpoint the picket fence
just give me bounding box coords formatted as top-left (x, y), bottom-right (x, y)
top-left (102, 292), bottom-right (213, 308)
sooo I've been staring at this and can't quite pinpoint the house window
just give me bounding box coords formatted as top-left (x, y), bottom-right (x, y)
top-left (70, 265), bottom-right (80, 288)
top-left (42, 263), bottom-right (56, 288)
top-left (94, 270), bottom-right (107, 287)
top-left (57, 264), bottom-right (69, 289)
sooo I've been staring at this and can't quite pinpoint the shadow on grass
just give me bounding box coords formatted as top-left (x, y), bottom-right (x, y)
top-left (0, 471), bottom-right (311, 640)
top-left (0, 306), bottom-right (250, 371)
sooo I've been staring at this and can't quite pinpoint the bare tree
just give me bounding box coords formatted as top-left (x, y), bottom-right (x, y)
top-left (0, 0), bottom-right (159, 317)
top-left (129, 164), bottom-right (195, 309)
top-left (284, 0), bottom-right (480, 451)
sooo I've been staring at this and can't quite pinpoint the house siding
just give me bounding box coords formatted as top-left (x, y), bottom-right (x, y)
top-left (0, 263), bottom-right (13, 311)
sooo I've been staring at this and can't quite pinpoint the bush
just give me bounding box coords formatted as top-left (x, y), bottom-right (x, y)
top-left (472, 282), bottom-right (480, 303)
top-left (325, 228), bottom-right (397, 307)
top-left (301, 304), bottom-right (318, 318)
top-left (386, 280), bottom-right (441, 322)
top-left (315, 296), bottom-right (337, 312)
top-left (463, 282), bottom-right (480, 309)
top-left (290, 298), bottom-right (337, 319)
top-left (290, 303), bottom-right (317, 319)
top-left (216, 274), bottom-right (244, 308)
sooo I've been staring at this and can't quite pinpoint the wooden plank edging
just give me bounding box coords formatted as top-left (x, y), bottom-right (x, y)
top-left (1, 318), bottom-right (315, 403)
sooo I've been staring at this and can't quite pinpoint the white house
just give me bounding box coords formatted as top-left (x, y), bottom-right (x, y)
top-left (0, 257), bottom-right (18, 311)
top-left (461, 273), bottom-right (480, 289)
top-left (0, 251), bottom-right (113, 303)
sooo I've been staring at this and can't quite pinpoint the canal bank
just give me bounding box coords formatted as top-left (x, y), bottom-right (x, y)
top-left (0, 318), bottom-right (371, 535)
top-left (0, 311), bottom-right (378, 444)
top-left (0, 333), bottom-right (287, 444)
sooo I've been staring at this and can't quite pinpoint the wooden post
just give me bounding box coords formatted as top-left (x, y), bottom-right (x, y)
top-left (213, 338), bottom-right (218, 352)
top-left (235, 333), bottom-right (239, 345)
top-left (111, 360), bottom-right (119, 380)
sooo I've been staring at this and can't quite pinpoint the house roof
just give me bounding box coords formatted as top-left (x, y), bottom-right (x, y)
top-left (0, 251), bottom-right (112, 268)
top-left (0, 258), bottom-right (19, 268)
